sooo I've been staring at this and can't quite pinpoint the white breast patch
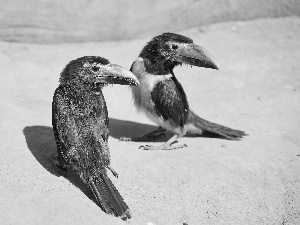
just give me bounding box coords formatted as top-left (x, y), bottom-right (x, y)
top-left (130, 57), bottom-right (173, 127)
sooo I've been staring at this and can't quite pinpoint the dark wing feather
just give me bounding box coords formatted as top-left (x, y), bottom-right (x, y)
top-left (52, 86), bottom-right (79, 162)
top-left (151, 75), bottom-right (189, 127)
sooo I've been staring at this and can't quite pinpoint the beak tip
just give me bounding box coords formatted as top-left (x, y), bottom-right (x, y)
top-left (211, 58), bottom-right (220, 70)
top-left (127, 74), bottom-right (139, 86)
top-left (132, 80), bottom-right (140, 86)
top-left (211, 59), bottom-right (219, 70)
top-left (106, 64), bottom-right (140, 86)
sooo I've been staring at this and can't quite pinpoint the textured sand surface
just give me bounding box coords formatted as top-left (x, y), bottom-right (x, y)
top-left (0, 17), bottom-right (300, 225)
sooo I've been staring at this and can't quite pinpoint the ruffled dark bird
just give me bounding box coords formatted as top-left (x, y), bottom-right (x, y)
top-left (52, 56), bottom-right (139, 219)
top-left (120, 33), bottom-right (247, 150)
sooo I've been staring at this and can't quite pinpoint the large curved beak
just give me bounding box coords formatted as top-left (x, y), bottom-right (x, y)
top-left (175, 44), bottom-right (219, 70)
top-left (96, 64), bottom-right (139, 86)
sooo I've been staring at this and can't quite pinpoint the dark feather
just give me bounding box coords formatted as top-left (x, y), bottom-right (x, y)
top-left (188, 111), bottom-right (247, 140)
top-left (151, 73), bottom-right (189, 127)
top-left (87, 173), bottom-right (131, 219)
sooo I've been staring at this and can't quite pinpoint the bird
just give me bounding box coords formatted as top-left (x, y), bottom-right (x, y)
top-left (52, 56), bottom-right (139, 219)
top-left (120, 32), bottom-right (247, 150)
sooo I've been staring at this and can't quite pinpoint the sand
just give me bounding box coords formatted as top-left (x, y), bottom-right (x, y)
top-left (0, 17), bottom-right (300, 225)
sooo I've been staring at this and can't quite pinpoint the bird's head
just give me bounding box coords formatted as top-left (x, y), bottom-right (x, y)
top-left (60, 56), bottom-right (139, 90)
top-left (139, 32), bottom-right (219, 74)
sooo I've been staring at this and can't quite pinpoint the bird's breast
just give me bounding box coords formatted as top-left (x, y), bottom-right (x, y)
top-left (130, 57), bottom-right (182, 132)
top-left (130, 57), bottom-right (172, 114)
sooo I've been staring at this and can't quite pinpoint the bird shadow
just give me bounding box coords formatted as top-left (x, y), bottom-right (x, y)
top-left (109, 117), bottom-right (224, 141)
top-left (23, 125), bottom-right (97, 205)
top-left (23, 119), bottom-right (222, 189)
top-left (109, 118), bottom-right (172, 142)
top-left (22, 120), bottom-right (170, 210)
top-left (23, 120), bottom-right (224, 216)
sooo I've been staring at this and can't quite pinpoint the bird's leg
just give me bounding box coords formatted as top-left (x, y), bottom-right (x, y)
top-left (107, 164), bottom-right (118, 178)
top-left (139, 134), bottom-right (187, 150)
top-left (120, 126), bottom-right (166, 142)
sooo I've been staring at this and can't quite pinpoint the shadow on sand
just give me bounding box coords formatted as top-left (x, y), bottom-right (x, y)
top-left (22, 118), bottom-right (171, 208)
top-left (23, 118), bottom-right (221, 195)
top-left (22, 118), bottom-right (163, 179)
top-left (109, 118), bottom-right (222, 141)
top-left (109, 118), bottom-right (172, 142)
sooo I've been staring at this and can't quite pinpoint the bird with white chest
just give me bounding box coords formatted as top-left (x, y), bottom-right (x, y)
top-left (121, 32), bottom-right (247, 150)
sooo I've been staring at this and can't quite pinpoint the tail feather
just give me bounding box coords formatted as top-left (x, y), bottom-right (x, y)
top-left (187, 111), bottom-right (247, 140)
top-left (87, 173), bottom-right (131, 220)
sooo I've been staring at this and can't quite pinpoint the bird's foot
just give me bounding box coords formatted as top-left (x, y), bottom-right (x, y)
top-left (120, 127), bottom-right (166, 142)
top-left (139, 142), bottom-right (187, 150)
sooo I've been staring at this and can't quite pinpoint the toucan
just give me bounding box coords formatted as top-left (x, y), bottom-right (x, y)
top-left (52, 56), bottom-right (139, 219)
top-left (120, 33), bottom-right (247, 150)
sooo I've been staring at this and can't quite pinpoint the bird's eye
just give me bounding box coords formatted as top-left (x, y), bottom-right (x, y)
top-left (171, 44), bottom-right (179, 50)
top-left (91, 66), bottom-right (99, 72)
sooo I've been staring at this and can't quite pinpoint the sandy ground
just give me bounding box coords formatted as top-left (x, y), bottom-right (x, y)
top-left (0, 17), bottom-right (300, 225)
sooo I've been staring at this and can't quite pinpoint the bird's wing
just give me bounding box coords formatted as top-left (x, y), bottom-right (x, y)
top-left (52, 87), bottom-right (80, 158)
top-left (150, 76), bottom-right (189, 127)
